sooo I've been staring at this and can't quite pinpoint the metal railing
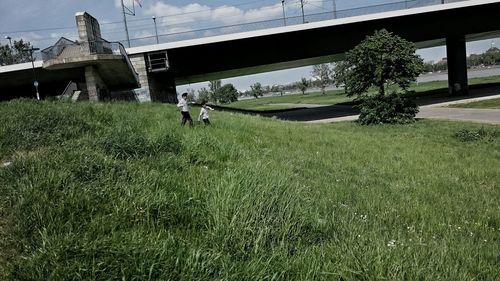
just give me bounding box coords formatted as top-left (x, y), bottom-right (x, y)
top-left (41, 37), bottom-right (139, 83)
top-left (124, 0), bottom-right (469, 47)
top-left (42, 38), bottom-right (125, 60)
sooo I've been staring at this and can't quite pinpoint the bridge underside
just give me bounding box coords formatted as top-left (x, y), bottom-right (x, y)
top-left (167, 2), bottom-right (500, 85)
top-left (0, 65), bottom-right (85, 101)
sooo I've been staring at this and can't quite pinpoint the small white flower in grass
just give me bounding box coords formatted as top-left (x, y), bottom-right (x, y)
top-left (387, 239), bottom-right (396, 247)
top-left (203, 166), bottom-right (208, 170)
top-left (360, 214), bottom-right (367, 221)
top-left (2, 161), bottom-right (11, 167)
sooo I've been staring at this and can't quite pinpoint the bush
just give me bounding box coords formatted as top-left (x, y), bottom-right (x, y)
top-left (358, 93), bottom-right (419, 125)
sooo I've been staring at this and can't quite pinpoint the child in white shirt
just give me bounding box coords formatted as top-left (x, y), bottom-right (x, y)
top-left (177, 92), bottom-right (193, 126)
top-left (198, 102), bottom-right (214, 125)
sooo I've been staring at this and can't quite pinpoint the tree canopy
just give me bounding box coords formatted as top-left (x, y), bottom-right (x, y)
top-left (311, 64), bottom-right (332, 94)
top-left (334, 29), bottom-right (424, 97)
top-left (250, 82), bottom-right (263, 99)
top-left (0, 39), bottom-right (34, 66)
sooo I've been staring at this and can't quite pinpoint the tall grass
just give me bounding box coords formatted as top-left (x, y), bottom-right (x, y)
top-left (0, 99), bottom-right (499, 280)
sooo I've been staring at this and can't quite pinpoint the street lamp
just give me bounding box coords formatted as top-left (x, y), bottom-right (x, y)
top-left (281, 1), bottom-right (286, 26)
top-left (4, 36), bottom-right (12, 48)
top-left (300, 0), bottom-right (305, 24)
top-left (27, 47), bottom-right (40, 100)
top-left (153, 16), bottom-right (159, 44)
top-left (5, 36), bottom-right (13, 64)
top-left (332, 0), bottom-right (337, 19)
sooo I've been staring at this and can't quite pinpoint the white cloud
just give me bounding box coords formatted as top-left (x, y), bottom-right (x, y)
top-left (141, 1), bottom-right (287, 29)
top-left (143, 2), bottom-right (212, 26)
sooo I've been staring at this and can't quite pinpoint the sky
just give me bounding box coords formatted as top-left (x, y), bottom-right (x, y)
top-left (1, 0), bottom-right (498, 92)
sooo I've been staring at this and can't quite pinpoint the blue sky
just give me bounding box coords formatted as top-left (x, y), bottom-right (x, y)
top-left (1, 0), bottom-right (498, 91)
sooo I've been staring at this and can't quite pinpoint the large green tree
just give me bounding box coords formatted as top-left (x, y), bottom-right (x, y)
top-left (297, 77), bottom-right (309, 95)
top-left (218, 83), bottom-right (239, 104)
top-left (197, 87), bottom-right (210, 103)
top-left (208, 80), bottom-right (222, 104)
top-left (334, 29), bottom-right (423, 97)
top-left (334, 29), bottom-right (424, 124)
top-left (250, 82), bottom-right (263, 99)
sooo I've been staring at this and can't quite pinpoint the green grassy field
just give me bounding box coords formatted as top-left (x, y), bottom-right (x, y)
top-left (229, 75), bottom-right (500, 111)
top-left (1, 100), bottom-right (499, 280)
top-left (450, 98), bottom-right (500, 109)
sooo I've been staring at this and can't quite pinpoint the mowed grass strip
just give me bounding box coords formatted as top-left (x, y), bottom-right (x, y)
top-left (450, 97), bottom-right (500, 109)
top-left (0, 99), bottom-right (499, 280)
top-left (228, 89), bottom-right (349, 110)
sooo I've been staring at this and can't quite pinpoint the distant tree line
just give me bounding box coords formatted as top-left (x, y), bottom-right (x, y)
top-left (467, 47), bottom-right (500, 68)
top-left (422, 47), bottom-right (500, 72)
top-left (186, 80), bottom-right (239, 104)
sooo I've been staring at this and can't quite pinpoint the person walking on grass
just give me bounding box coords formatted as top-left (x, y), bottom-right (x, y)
top-left (198, 102), bottom-right (214, 125)
top-left (177, 92), bottom-right (193, 126)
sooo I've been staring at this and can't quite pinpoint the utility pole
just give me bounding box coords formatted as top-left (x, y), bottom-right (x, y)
top-left (300, 0), bottom-right (305, 23)
top-left (121, 0), bottom-right (131, 47)
top-left (281, 0), bottom-right (286, 26)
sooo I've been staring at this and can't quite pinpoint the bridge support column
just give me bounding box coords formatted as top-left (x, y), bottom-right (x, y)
top-left (147, 72), bottom-right (178, 103)
top-left (446, 35), bottom-right (468, 95)
top-left (85, 65), bottom-right (109, 101)
top-left (129, 53), bottom-right (178, 103)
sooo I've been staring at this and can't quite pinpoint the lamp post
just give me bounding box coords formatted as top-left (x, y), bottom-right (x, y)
top-left (28, 47), bottom-right (40, 100)
top-left (332, 0), bottom-right (337, 19)
top-left (153, 16), bottom-right (159, 44)
top-left (300, 0), bottom-right (305, 23)
top-left (5, 36), bottom-right (14, 64)
top-left (4, 36), bottom-right (12, 48)
top-left (281, 1), bottom-right (286, 26)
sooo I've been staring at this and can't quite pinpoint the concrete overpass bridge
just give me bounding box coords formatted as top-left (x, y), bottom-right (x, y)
top-left (1, 0), bottom-right (500, 102)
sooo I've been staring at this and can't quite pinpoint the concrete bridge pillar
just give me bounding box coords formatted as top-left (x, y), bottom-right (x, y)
top-left (129, 53), bottom-right (178, 103)
top-left (85, 65), bottom-right (109, 101)
top-left (446, 35), bottom-right (468, 95)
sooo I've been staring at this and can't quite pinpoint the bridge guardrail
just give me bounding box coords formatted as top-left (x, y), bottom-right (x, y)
top-left (124, 0), bottom-right (469, 47)
top-left (42, 39), bottom-right (126, 60)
